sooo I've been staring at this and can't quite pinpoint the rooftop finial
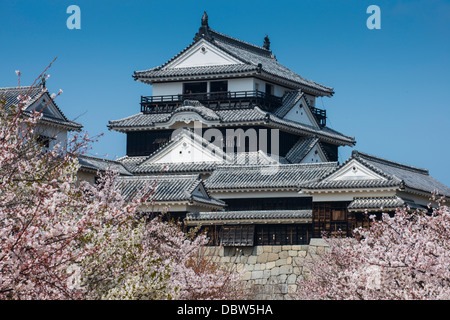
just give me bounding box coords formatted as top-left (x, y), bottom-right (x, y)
top-left (263, 35), bottom-right (270, 50)
top-left (195, 11), bottom-right (212, 41)
top-left (201, 11), bottom-right (209, 28)
top-left (40, 73), bottom-right (47, 88)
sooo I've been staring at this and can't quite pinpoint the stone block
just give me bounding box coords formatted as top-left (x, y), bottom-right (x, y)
top-left (278, 251), bottom-right (289, 259)
top-left (288, 284), bottom-right (298, 295)
top-left (251, 270), bottom-right (264, 280)
top-left (287, 274), bottom-right (297, 284)
top-left (266, 261), bottom-right (276, 270)
top-left (272, 246), bottom-right (282, 254)
top-left (257, 252), bottom-right (268, 263)
top-left (275, 258), bottom-right (287, 266)
top-left (270, 266), bottom-right (280, 276)
top-left (248, 255), bottom-right (257, 264)
top-left (267, 253), bottom-right (279, 262)
top-left (279, 265), bottom-right (293, 275)
top-left (242, 272), bottom-right (252, 281)
top-left (309, 238), bottom-right (329, 247)
top-left (254, 246), bottom-right (264, 255)
top-left (288, 250), bottom-right (298, 257)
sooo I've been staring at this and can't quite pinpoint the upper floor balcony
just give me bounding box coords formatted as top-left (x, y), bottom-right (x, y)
top-left (140, 90), bottom-right (327, 127)
top-left (140, 90), bottom-right (283, 114)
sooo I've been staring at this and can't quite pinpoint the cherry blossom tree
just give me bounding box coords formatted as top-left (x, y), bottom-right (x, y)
top-left (0, 69), bottom-right (246, 300)
top-left (296, 197), bottom-right (450, 300)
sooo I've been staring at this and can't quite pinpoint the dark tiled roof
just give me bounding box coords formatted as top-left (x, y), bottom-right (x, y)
top-left (205, 162), bottom-right (338, 191)
top-left (301, 151), bottom-right (450, 197)
top-left (273, 90), bottom-right (304, 118)
top-left (185, 209), bottom-right (312, 225)
top-left (108, 100), bottom-right (355, 146)
top-left (107, 105), bottom-right (265, 130)
top-left (133, 25), bottom-right (334, 96)
top-left (347, 196), bottom-right (426, 212)
top-left (131, 161), bottom-right (220, 175)
top-left (0, 85), bottom-right (43, 109)
top-left (285, 137), bottom-right (322, 163)
top-left (77, 155), bottom-right (132, 176)
top-left (115, 174), bottom-right (225, 208)
top-left (117, 127), bottom-right (288, 174)
top-left (354, 151), bottom-right (450, 196)
top-left (0, 86), bottom-right (82, 130)
top-left (209, 29), bottom-right (334, 96)
top-left (134, 64), bottom-right (258, 80)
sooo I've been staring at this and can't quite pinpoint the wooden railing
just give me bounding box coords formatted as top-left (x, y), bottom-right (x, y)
top-left (140, 90), bottom-right (283, 113)
top-left (310, 107), bottom-right (327, 127)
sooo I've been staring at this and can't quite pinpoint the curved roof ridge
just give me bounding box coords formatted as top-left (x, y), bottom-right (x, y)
top-left (209, 28), bottom-right (273, 57)
top-left (352, 151), bottom-right (429, 175)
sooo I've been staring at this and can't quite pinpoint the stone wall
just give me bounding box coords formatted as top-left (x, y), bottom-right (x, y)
top-left (204, 238), bottom-right (329, 300)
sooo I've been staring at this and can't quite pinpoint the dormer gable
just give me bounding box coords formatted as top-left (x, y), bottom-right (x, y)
top-left (165, 39), bottom-right (243, 69)
top-left (325, 159), bottom-right (387, 182)
top-left (26, 92), bottom-right (67, 122)
top-left (141, 129), bottom-right (229, 165)
top-left (283, 94), bottom-right (320, 128)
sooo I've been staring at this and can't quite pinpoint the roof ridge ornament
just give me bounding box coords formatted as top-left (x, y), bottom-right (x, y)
top-left (201, 11), bottom-right (209, 28)
top-left (195, 11), bottom-right (212, 41)
top-left (263, 35), bottom-right (270, 50)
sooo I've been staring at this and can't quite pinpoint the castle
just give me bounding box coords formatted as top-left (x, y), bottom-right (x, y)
top-left (3, 12), bottom-right (449, 299)
top-left (106, 12), bottom-right (450, 246)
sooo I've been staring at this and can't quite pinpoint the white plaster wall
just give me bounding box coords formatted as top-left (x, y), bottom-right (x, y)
top-left (35, 123), bottom-right (68, 151)
top-left (284, 101), bottom-right (316, 126)
top-left (253, 78), bottom-right (290, 97)
top-left (228, 78), bottom-right (254, 92)
top-left (300, 145), bottom-right (323, 164)
top-left (152, 82), bottom-right (183, 96)
top-left (151, 77), bottom-right (291, 98)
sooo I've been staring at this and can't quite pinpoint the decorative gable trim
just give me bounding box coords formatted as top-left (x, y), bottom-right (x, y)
top-left (283, 95), bottom-right (320, 128)
top-left (324, 159), bottom-right (387, 182)
top-left (165, 39), bottom-right (243, 69)
top-left (140, 129), bottom-right (229, 165)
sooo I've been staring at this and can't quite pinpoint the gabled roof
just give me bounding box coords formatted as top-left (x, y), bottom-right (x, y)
top-left (185, 209), bottom-right (312, 225)
top-left (115, 174), bottom-right (225, 208)
top-left (77, 155), bottom-right (132, 176)
top-left (347, 196), bottom-right (427, 212)
top-left (133, 14), bottom-right (334, 97)
top-left (285, 137), bottom-right (328, 163)
top-left (300, 150), bottom-right (450, 197)
top-left (0, 85), bottom-right (82, 131)
top-left (273, 90), bottom-right (305, 118)
top-left (205, 162), bottom-right (338, 192)
top-left (108, 99), bottom-right (355, 146)
top-left (117, 129), bottom-right (288, 175)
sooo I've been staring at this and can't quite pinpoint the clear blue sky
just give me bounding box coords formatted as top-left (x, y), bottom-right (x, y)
top-left (1, 0), bottom-right (449, 186)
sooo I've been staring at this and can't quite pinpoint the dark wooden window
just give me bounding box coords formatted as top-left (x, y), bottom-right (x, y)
top-left (265, 83), bottom-right (274, 95)
top-left (255, 225), bottom-right (310, 245)
top-left (221, 225), bottom-right (255, 246)
top-left (210, 80), bottom-right (228, 93)
top-left (36, 135), bottom-right (51, 149)
top-left (313, 202), bottom-right (351, 237)
top-left (201, 224), bottom-right (311, 246)
top-left (183, 82), bottom-right (207, 94)
top-left (126, 130), bottom-right (173, 156)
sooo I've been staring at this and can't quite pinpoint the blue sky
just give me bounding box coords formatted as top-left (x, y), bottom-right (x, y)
top-left (1, 0), bottom-right (449, 186)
